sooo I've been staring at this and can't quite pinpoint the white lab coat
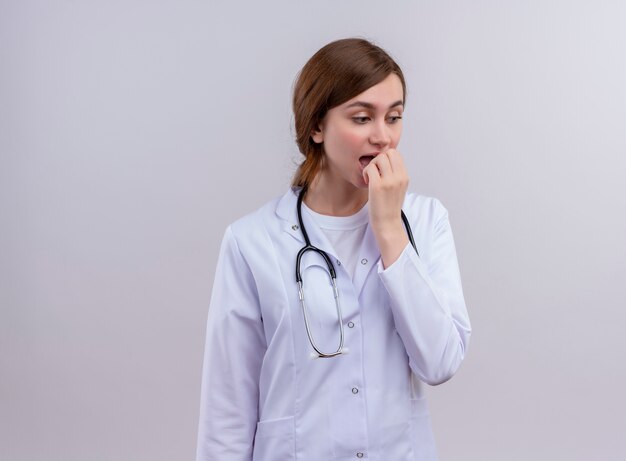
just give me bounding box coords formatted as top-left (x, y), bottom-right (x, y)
top-left (196, 187), bottom-right (471, 461)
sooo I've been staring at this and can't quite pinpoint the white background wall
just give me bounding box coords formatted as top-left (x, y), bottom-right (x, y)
top-left (1, 1), bottom-right (625, 460)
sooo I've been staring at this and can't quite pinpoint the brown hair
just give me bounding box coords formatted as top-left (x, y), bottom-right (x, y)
top-left (291, 38), bottom-right (406, 188)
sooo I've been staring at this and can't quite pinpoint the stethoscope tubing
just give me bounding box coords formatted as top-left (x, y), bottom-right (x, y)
top-left (295, 186), bottom-right (418, 358)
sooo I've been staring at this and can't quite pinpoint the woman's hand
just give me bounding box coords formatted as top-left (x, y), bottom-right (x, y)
top-left (363, 148), bottom-right (410, 268)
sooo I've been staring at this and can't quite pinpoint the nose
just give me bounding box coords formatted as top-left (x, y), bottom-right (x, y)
top-left (368, 119), bottom-right (391, 148)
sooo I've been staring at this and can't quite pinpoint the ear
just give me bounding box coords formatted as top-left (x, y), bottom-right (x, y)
top-left (310, 124), bottom-right (324, 144)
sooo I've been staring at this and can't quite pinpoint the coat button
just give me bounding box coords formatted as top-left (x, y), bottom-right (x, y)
top-left (336, 259), bottom-right (341, 266)
top-left (356, 453), bottom-right (364, 458)
top-left (291, 224), bottom-right (299, 231)
top-left (361, 258), bottom-right (368, 265)
top-left (347, 321), bottom-right (355, 328)
top-left (352, 387), bottom-right (359, 394)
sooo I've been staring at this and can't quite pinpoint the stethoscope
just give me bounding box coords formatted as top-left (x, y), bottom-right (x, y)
top-left (295, 186), bottom-right (419, 358)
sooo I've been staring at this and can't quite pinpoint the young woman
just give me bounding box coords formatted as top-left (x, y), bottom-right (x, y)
top-left (196, 38), bottom-right (471, 461)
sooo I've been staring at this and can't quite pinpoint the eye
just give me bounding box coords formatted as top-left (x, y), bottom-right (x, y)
top-left (352, 116), bottom-right (370, 124)
top-left (387, 115), bottom-right (403, 124)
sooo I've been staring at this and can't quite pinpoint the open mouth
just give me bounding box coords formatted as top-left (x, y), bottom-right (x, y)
top-left (359, 155), bottom-right (375, 169)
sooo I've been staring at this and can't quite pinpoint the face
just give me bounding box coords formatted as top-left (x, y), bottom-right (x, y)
top-left (311, 73), bottom-right (404, 189)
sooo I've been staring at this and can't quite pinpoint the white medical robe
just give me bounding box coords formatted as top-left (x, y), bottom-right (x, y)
top-left (196, 187), bottom-right (471, 461)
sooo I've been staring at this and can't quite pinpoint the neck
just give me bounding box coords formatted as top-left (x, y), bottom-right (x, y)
top-left (303, 170), bottom-right (368, 217)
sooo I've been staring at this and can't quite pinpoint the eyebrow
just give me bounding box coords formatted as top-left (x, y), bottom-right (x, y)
top-left (344, 100), bottom-right (404, 110)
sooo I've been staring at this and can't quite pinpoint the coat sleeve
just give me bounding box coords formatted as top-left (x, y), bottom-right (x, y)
top-left (377, 198), bottom-right (471, 385)
top-left (196, 225), bottom-right (266, 460)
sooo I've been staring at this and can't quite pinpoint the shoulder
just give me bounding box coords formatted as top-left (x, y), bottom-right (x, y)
top-left (224, 192), bottom-right (289, 252)
top-left (217, 191), bottom-right (293, 276)
top-left (403, 191), bottom-right (449, 225)
top-left (230, 197), bottom-right (280, 233)
top-left (401, 191), bottom-right (457, 264)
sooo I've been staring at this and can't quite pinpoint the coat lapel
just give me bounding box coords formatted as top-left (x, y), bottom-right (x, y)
top-left (275, 187), bottom-right (340, 262)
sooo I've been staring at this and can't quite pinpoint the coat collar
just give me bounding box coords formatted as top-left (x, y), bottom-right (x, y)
top-left (275, 187), bottom-right (338, 259)
top-left (275, 186), bottom-right (303, 240)
top-left (275, 187), bottom-right (381, 297)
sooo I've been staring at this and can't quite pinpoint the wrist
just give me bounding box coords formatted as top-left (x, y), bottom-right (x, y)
top-left (372, 217), bottom-right (405, 240)
top-left (372, 219), bottom-right (409, 269)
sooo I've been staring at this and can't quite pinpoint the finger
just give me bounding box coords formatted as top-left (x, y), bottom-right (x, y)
top-left (385, 149), bottom-right (406, 174)
top-left (363, 162), bottom-right (381, 186)
top-left (371, 153), bottom-right (393, 178)
top-left (386, 150), bottom-right (410, 187)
